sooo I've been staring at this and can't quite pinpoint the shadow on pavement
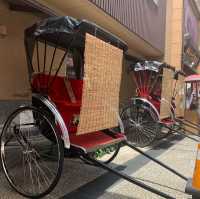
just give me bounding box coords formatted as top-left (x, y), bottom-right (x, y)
top-left (61, 190), bottom-right (139, 199)
top-left (61, 134), bottom-right (184, 199)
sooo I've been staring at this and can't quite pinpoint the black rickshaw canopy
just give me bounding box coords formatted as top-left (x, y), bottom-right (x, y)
top-left (129, 61), bottom-right (176, 73)
top-left (25, 16), bottom-right (127, 51)
top-left (24, 16), bottom-right (128, 79)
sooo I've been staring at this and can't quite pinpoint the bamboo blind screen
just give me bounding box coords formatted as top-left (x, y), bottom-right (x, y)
top-left (175, 74), bottom-right (185, 117)
top-left (160, 68), bottom-right (174, 119)
top-left (77, 33), bottom-right (123, 135)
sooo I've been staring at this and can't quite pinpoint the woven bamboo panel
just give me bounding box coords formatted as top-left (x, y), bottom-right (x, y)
top-left (77, 33), bottom-right (123, 135)
top-left (175, 74), bottom-right (185, 117)
top-left (160, 68), bottom-right (174, 119)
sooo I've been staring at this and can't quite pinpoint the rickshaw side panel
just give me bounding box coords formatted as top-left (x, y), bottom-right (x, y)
top-left (160, 67), bottom-right (175, 119)
top-left (77, 33), bottom-right (123, 135)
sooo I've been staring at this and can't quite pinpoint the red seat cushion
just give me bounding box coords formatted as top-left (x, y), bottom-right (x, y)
top-left (32, 74), bottom-right (83, 101)
top-left (32, 74), bottom-right (83, 133)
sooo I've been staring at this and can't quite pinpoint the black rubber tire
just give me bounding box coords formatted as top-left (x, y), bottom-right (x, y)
top-left (0, 106), bottom-right (64, 198)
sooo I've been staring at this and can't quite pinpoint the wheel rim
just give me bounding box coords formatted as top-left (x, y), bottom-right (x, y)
top-left (1, 107), bottom-right (63, 198)
top-left (121, 103), bottom-right (159, 147)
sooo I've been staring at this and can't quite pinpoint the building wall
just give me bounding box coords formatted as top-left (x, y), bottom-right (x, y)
top-left (0, 0), bottom-right (41, 100)
top-left (164, 0), bottom-right (184, 69)
top-left (89, 0), bottom-right (167, 52)
top-left (0, 1), bottom-right (43, 122)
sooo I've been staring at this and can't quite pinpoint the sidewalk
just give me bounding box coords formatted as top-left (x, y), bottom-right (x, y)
top-left (0, 134), bottom-right (197, 199)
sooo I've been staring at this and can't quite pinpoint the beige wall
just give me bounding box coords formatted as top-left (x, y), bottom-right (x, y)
top-left (0, 1), bottom-right (41, 100)
top-left (164, 0), bottom-right (184, 70)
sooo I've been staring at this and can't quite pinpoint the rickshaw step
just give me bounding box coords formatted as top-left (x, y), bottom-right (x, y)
top-left (69, 131), bottom-right (126, 153)
top-left (84, 155), bottom-right (175, 199)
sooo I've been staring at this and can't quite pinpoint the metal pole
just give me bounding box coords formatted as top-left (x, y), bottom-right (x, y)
top-left (177, 118), bottom-right (200, 129)
top-left (163, 124), bottom-right (199, 142)
top-left (178, 122), bottom-right (200, 135)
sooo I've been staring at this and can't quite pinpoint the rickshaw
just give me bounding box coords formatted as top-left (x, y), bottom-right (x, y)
top-left (171, 73), bottom-right (200, 139)
top-left (0, 16), bottom-right (181, 199)
top-left (120, 61), bottom-right (176, 147)
top-left (120, 60), bottom-right (200, 148)
top-left (157, 71), bottom-right (200, 141)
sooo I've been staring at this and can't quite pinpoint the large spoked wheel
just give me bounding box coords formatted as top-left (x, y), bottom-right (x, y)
top-left (0, 106), bottom-right (64, 198)
top-left (120, 99), bottom-right (160, 147)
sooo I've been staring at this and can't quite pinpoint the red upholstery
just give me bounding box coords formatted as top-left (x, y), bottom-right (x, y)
top-left (161, 118), bottom-right (175, 126)
top-left (32, 74), bottom-right (83, 134)
top-left (32, 74), bottom-right (125, 150)
top-left (32, 74), bottom-right (83, 101)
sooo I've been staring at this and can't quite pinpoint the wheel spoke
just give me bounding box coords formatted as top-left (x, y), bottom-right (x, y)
top-left (32, 157), bottom-right (51, 187)
top-left (141, 129), bottom-right (156, 141)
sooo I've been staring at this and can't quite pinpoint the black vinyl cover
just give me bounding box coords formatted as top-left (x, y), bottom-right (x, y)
top-left (130, 61), bottom-right (175, 73)
top-left (25, 16), bottom-right (127, 51)
top-left (131, 61), bottom-right (163, 72)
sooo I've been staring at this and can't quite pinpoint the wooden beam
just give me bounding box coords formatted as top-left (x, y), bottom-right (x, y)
top-left (9, 3), bottom-right (40, 13)
top-left (6, 0), bottom-right (46, 15)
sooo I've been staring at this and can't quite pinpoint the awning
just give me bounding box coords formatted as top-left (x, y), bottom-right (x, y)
top-left (185, 74), bottom-right (200, 82)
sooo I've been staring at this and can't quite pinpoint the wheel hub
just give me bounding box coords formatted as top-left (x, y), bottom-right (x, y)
top-left (135, 123), bottom-right (143, 131)
top-left (23, 150), bottom-right (34, 155)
